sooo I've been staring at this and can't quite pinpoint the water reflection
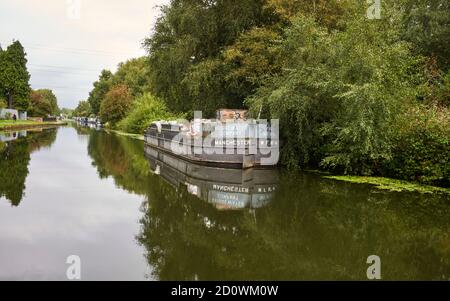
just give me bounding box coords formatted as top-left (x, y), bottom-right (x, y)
top-left (86, 130), bottom-right (450, 280)
top-left (1, 126), bottom-right (448, 280)
top-left (0, 130), bottom-right (27, 143)
top-left (144, 145), bottom-right (279, 210)
top-left (137, 171), bottom-right (450, 280)
top-left (88, 130), bottom-right (152, 195)
top-left (0, 128), bottom-right (57, 206)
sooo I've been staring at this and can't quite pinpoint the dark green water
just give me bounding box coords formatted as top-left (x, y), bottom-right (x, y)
top-left (0, 125), bottom-right (449, 280)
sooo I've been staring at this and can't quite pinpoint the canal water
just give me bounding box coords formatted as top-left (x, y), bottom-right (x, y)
top-left (0, 125), bottom-right (449, 280)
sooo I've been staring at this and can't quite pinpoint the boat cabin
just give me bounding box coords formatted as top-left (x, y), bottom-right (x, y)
top-left (216, 109), bottom-right (248, 122)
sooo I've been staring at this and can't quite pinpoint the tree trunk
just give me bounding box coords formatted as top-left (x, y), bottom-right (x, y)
top-left (7, 93), bottom-right (13, 109)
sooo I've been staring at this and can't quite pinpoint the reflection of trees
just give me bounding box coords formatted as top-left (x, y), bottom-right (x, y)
top-left (85, 130), bottom-right (450, 280)
top-left (28, 129), bottom-right (58, 153)
top-left (0, 129), bottom-right (57, 206)
top-left (87, 131), bottom-right (151, 195)
top-left (138, 173), bottom-right (450, 280)
top-left (73, 125), bottom-right (92, 136)
top-left (0, 139), bottom-right (30, 206)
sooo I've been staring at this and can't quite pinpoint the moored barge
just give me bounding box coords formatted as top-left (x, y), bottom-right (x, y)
top-left (144, 109), bottom-right (280, 169)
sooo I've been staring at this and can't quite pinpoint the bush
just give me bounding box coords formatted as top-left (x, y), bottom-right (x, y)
top-left (384, 106), bottom-right (450, 187)
top-left (99, 84), bottom-right (133, 126)
top-left (0, 98), bottom-right (7, 109)
top-left (117, 93), bottom-right (180, 134)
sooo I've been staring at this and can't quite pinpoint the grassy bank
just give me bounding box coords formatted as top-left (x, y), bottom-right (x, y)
top-left (0, 120), bottom-right (68, 130)
top-left (105, 129), bottom-right (144, 141)
top-left (325, 175), bottom-right (450, 195)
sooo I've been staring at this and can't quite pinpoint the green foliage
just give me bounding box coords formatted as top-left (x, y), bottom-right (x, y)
top-left (73, 100), bottom-right (92, 118)
top-left (266, 0), bottom-right (354, 29)
top-left (0, 41), bottom-right (31, 110)
top-left (402, 0), bottom-right (450, 71)
top-left (417, 59), bottom-right (450, 107)
top-left (326, 175), bottom-right (450, 194)
top-left (88, 57), bottom-right (152, 116)
top-left (112, 57), bottom-right (151, 97)
top-left (223, 27), bottom-right (282, 101)
top-left (182, 58), bottom-right (230, 117)
top-left (30, 91), bottom-right (51, 117)
top-left (437, 70), bottom-right (450, 106)
top-left (88, 70), bottom-right (113, 115)
top-left (247, 7), bottom-right (424, 174)
top-left (144, 0), bottom-right (279, 114)
top-left (384, 106), bottom-right (450, 186)
top-left (82, 0), bottom-right (449, 187)
top-left (141, 0), bottom-right (367, 116)
top-left (117, 93), bottom-right (179, 134)
top-left (29, 89), bottom-right (59, 117)
top-left (0, 98), bottom-right (6, 109)
top-left (60, 107), bottom-right (74, 117)
top-left (99, 84), bottom-right (133, 126)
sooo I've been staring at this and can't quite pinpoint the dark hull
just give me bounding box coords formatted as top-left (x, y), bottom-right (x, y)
top-left (144, 145), bottom-right (279, 210)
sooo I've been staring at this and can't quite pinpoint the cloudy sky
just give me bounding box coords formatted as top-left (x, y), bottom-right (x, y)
top-left (0, 0), bottom-right (168, 109)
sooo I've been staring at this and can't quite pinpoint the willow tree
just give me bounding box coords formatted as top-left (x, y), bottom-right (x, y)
top-left (247, 3), bottom-right (423, 173)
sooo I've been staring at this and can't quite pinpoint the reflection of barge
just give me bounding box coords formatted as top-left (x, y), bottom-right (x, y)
top-left (144, 110), bottom-right (279, 169)
top-left (144, 145), bottom-right (279, 210)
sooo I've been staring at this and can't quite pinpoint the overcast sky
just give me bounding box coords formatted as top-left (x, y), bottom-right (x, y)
top-left (0, 0), bottom-right (168, 109)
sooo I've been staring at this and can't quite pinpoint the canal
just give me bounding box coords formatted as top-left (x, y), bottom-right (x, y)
top-left (0, 125), bottom-right (449, 280)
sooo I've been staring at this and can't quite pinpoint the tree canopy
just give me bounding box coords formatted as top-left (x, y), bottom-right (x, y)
top-left (84, 57), bottom-right (152, 118)
top-left (143, 0), bottom-right (279, 116)
top-left (29, 89), bottom-right (59, 117)
top-left (73, 100), bottom-right (92, 118)
top-left (83, 0), bottom-right (449, 185)
top-left (88, 70), bottom-right (113, 115)
top-left (0, 41), bottom-right (31, 111)
top-left (99, 84), bottom-right (133, 125)
top-left (112, 57), bottom-right (152, 97)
